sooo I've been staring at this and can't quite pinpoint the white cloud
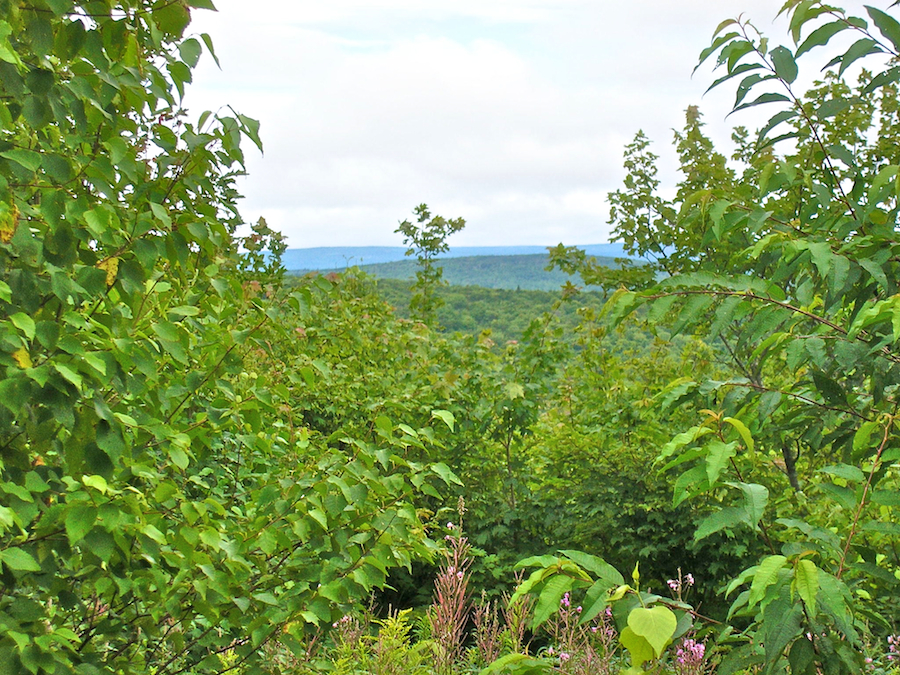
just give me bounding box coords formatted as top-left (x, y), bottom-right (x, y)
top-left (187, 0), bottom-right (876, 248)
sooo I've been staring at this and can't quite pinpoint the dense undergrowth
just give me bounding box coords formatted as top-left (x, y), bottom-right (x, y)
top-left (3, 1), bottom-right (900, 674)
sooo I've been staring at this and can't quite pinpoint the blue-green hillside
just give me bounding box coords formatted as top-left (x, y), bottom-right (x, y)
top-left (302, 253), bottom-right (621, 291)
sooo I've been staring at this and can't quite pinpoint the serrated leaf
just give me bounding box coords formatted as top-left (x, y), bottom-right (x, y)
top-left (811, 370), bottom-right (847, 406)
top-left (734, 481), bottom-right (769, 528)
top-left (762, 599), bottom-right (803, 672)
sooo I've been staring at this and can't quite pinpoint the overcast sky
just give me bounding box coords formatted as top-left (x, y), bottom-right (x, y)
top-left (186, 0), bottom-right (873, 249)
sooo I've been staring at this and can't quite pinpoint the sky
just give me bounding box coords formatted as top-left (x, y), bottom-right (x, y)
top-left (185, 0), bottom-right (874, 249)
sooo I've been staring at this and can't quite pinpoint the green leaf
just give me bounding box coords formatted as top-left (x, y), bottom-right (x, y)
top-left (694, 506), bottom-right (746, 541)
top-left (200, 33), bottom-right (221, 68)
top-left (178, 37), bottom-right (202, 67)
top-left (0, 21), bottom-right (23, 65)
top-left (431, 462), bottom-right (462, 486)
top-left (788, 637), bottom-right (816, 675)
top-left (627, 606), bottom-right (677, 658)
top-left (867, 6), bottom-right (900, 53)
top-left (723, 416), bottom-right (754, 451)
top-left (531, 574), bottom-right (573, 628)
top-left (820, 464), bottom-right (865, 483)
top-left (770, 46), bottom-right (798, 83)
top-left (750, 555), bottom-right (787, 609)
top-left (706, 440), bottom-right (738, 484)
top-left (1, 149), bottom-right (42, 172)
top-left (757, 110), bottom-right (799, 143)
top-left (796, 20), bottom-right (849, 57)
top-left (732, 92), bottom-right (791, 114)
top-left (811, 370), bottom-right (847, 406)
top-left (620, 626), bottom-right (656, 668)
top-left (580, 578), bottom-right (613, 623)
top-left (794, 559), bottom-right (818, 615)
top-left (862, 65), bottom-right (900, 94)
top-left (559, 550), bottom-right (624, 586)
top-left (169, 446), bottom-right (189, 470)
top-left (10, 312), bottom-right (36, 340)
top-left (53, 363), bottom-right (83, 390)
top-left (0, 547), bottom-right (41, 571)
top-left (762, 598), bottom-right (803, 673)
top-left (431, 409), bottom-right (455, 431)
top-left (477, 653), bottom-right (549, 675)
top-left (735, 482), bottom-right (769, 528)
top-left (852, 421), bottom-right (879, 456)
top-left (65, 505), bottom-right (97, 545)
top-left (838, 38), bottom-right (882, 76)
top-left (83, 475), bottom-right (109, 494)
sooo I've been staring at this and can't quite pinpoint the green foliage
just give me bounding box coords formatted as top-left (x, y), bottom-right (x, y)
top-left (318, 253), bottom-right (622, 292)
top-left (0, 5), bottom-right (454, 673)
top-left (556, 1), bottom-right (900, 673)
top-left (373, 278), bottom-right (611, 344)
top-left (8, 1), bottom-right (900, 673)
top-left (510, 554), bottom-right (695, 675)
top-left (395, 205), bottom-right (466, 326)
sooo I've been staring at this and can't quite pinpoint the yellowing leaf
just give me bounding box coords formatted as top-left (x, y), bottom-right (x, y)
top-left (97, 257), bottom-right (119, 286)
top-left (12, 348), bottom-right (32, 369)
top-left (0, 201), bottom-right (18, 243)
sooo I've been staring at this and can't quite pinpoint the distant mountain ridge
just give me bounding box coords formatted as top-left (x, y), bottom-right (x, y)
top-left (282, 243), bottom-right (628, 271)
top-left (345, 253), bottom-right (620, 291)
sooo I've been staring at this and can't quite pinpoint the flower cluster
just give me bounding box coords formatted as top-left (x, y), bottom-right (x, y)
top-left (667, 571), bottom-right (695, 595)
top-left (674, 638), bottom-right (707, 675)
top-left (559, 592), bottom-right (582, 613)
top-left (865, 634), bottom-right (900, 671)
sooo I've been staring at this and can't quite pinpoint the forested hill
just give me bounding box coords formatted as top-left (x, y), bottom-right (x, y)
top-left (282, 243), bottom-right (628, 271)
top-left (296, 253), bottom-right (620, 291)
